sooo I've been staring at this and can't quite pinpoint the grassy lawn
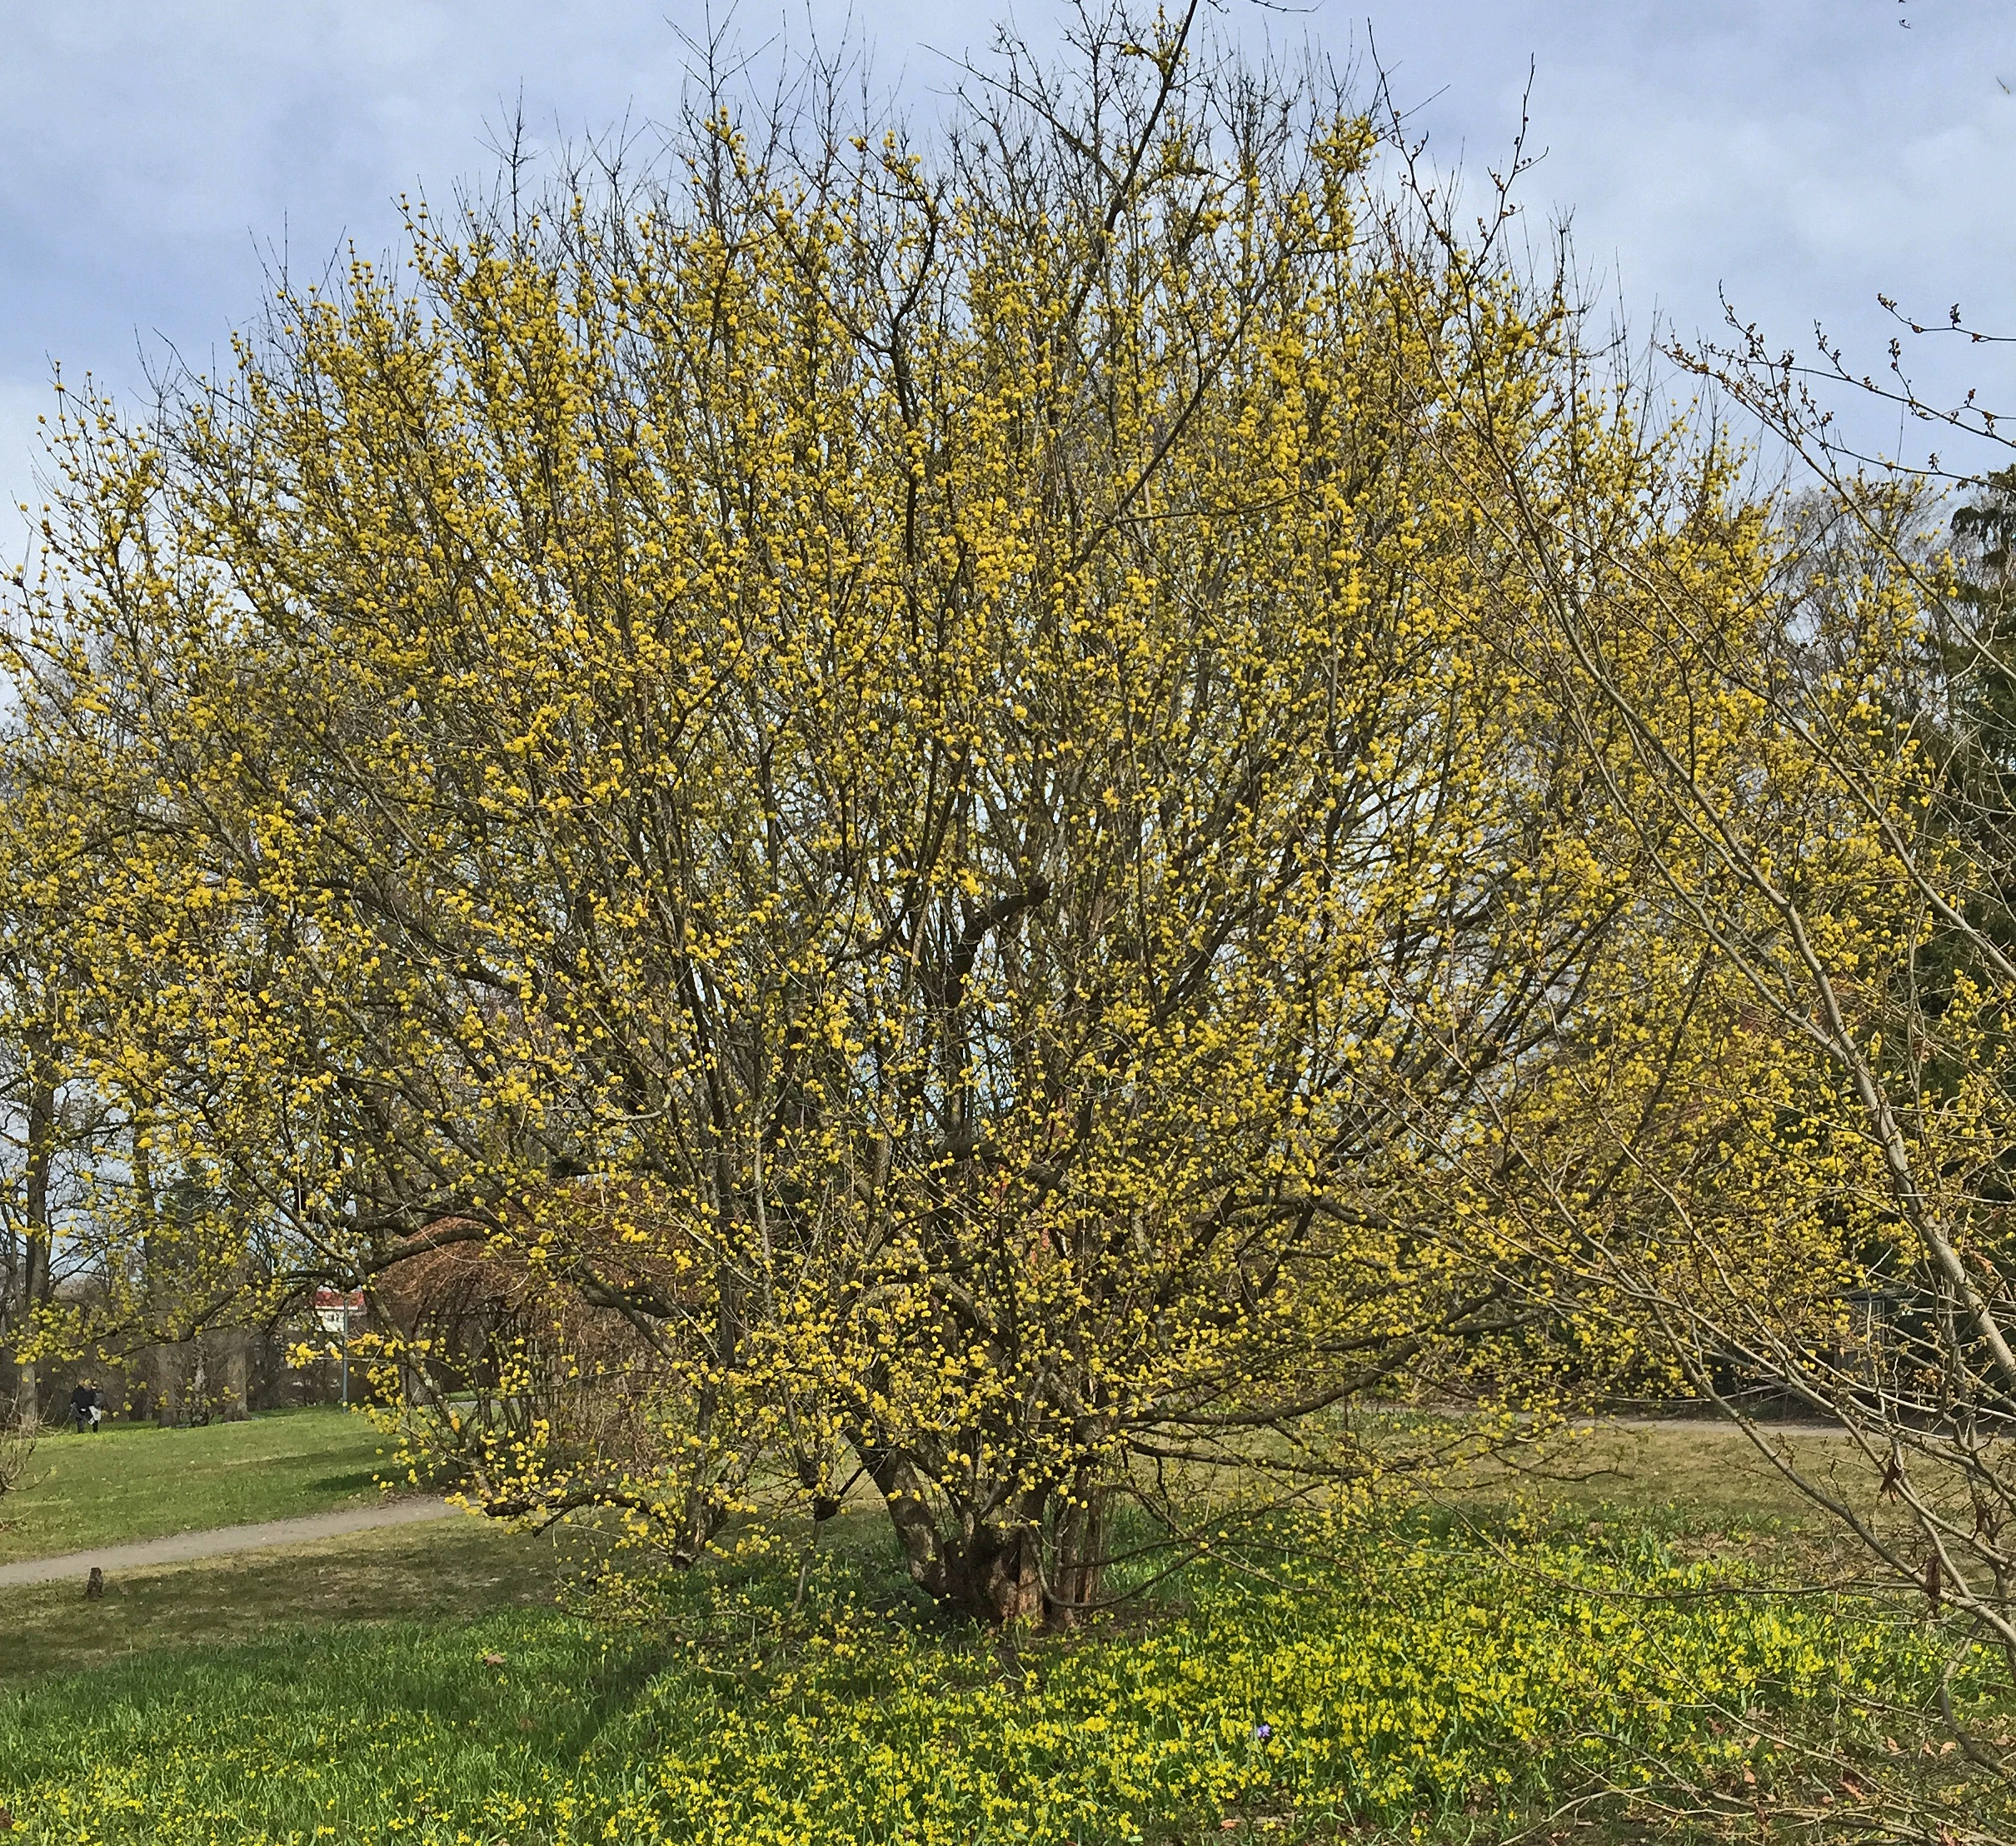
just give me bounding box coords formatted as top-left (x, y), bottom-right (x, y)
top-left (0, 1419), bottom-right (2003, 1844)
top-left (1444, 1417), bottom-right (1880, 1530)
top-left (0, 1514), bottom-right (580, 1677)
top-left (0, 1407), bottom-right (391, 1564)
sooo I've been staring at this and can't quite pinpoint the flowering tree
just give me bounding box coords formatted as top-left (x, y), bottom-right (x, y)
top-left (0, 12), bottom-right (1819, 1624)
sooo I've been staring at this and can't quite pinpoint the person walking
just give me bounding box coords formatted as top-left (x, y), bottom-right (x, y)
top-left (67, 1380), bottom-right (104, 1434)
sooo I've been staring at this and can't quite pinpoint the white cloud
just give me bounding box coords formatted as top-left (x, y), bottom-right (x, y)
top-left (0, 378), bottom-right (57, 566)
top-left (1364, 1), bottom-right (2016, 461)
top-left (1, 0), bottom-right (2010, 501)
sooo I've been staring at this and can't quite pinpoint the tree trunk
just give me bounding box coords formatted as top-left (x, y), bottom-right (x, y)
top-left (219, 1328), bottom-right (250, 1421)
top-left (852, 1435), bottom-right (1049, 1625)
top-left (1045, 1476), bottom-right (1111, 1630)
top-left (11, 1359), bottom-right (37, 1432)
top-left (12, 1026), bottom-right (55, 1434)
top-left (132, 1110), bottom-right (180, 1425)
top-left (948, 1519), bottom-right (1045, 1626)
top-left (152, 1345), bottom-right (185, 1425)
top-left (668, 1229), bottom-right (741, 1569)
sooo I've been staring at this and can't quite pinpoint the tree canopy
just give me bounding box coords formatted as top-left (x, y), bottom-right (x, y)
top-left (0, 11), bottom-right (1974, 1637)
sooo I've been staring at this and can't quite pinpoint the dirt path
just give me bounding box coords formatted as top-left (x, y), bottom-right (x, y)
top-left (0, 1496), bottom-right (454, 1589)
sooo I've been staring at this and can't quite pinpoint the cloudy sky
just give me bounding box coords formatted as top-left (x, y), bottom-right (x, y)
top-left (2, 0), bottom-right (2011, 541)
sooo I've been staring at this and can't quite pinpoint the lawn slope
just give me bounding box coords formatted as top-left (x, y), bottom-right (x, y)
top-left (0, 1408), bottom-right (389, 1565)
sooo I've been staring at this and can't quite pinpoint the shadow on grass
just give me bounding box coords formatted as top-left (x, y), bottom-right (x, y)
top-left (0, 1516), bottom-right (581, 1679)
top-left (300, 1464), bottom-right (392, 1499)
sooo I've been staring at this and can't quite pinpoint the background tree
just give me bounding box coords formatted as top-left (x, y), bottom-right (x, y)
top-left (1367, 162), bottom-right (2016, 1785)
top-left (0, 746), bottom-right (110, 1429)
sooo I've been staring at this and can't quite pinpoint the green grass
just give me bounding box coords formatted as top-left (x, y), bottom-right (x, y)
top-left (0, 1407), bottom-right (390, 1564)
top-left (0, 1421), bottom-right (2003, 1844)
top-left (0, 1514), bottom-right (581, 1677)
top-left (1440, 1418), bottom-right (1889, 1549)
top-left (0, 1507), bottom-right (2002, 1845)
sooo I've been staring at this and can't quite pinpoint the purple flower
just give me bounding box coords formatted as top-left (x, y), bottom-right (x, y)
top-left (1253, 1722), bottom-right (1273, 1742)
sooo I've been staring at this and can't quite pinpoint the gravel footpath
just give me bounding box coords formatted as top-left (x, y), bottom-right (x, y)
top-left (0, 1496), bottom-right (454, 1589)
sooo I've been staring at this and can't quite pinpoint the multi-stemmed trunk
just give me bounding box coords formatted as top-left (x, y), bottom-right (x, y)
top-left (852, 1437), bottom-right (1115, 1629)
top-left (1044, 1474), bottom-right (1112, 1631)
